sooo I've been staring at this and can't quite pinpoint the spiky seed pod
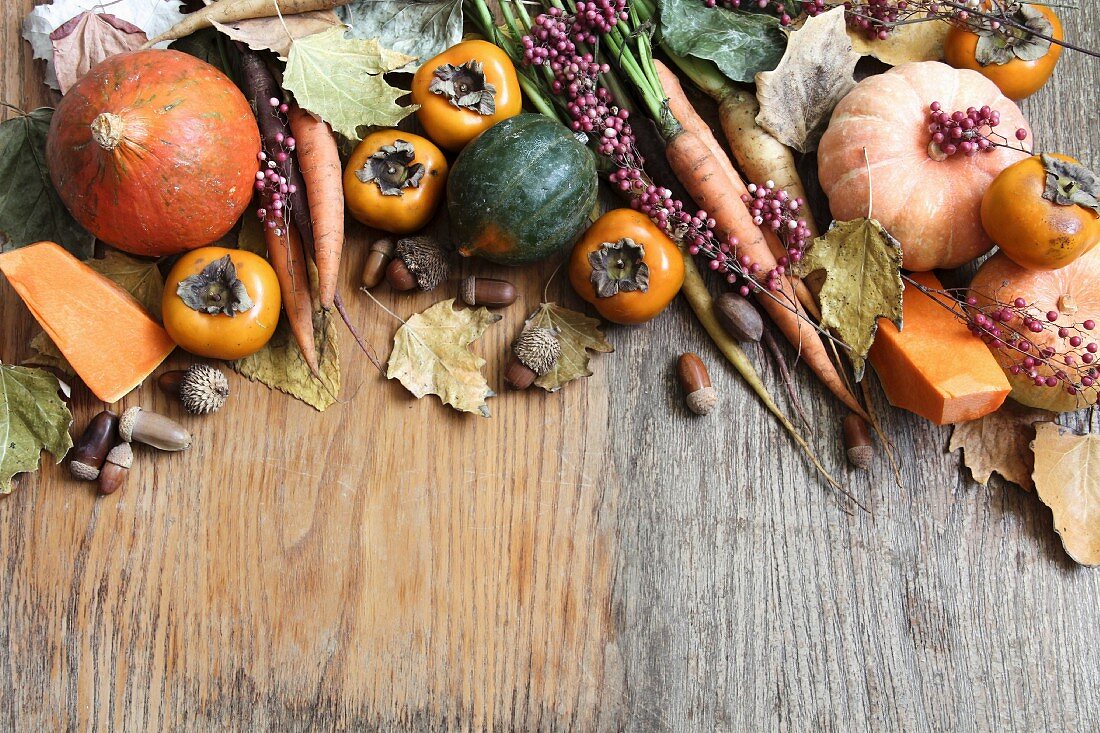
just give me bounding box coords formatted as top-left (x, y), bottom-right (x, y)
top-left (513, 327), bottom-right (561, 376)
top-left (178, 364), bottom-right (230, 415)
top-left (395, 236), bottom-right (450, 291)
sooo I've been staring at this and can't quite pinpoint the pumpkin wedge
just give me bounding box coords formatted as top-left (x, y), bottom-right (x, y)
top-left (869, 271), bottom-right (1011, 425)
top-left (0, 242), bottom-right (175, 403)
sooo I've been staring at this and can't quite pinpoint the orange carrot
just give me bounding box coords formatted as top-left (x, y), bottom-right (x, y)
top-left (266, 221), bottom-right (319, 375)
top-left (664, 125), bottom-right (865, 418)
top-left (654, 61), bottom-right (820, 319)
top-left (287, 104), bottom-right (343, 310)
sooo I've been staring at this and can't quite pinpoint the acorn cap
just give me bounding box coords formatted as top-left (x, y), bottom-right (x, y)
top-left (513, 327), bottom-right (561, 376)
top-left (395, 236), bottom-right (450, 291)
top-left (118, 406), bottom-right (141, 443)
top-left (105, 442), bottom-right (133, 469)
top-left (686, 386), bottom-right (719, 416)
top-left (70, 459), bottom-right (100, 481)
top-left (179, 364), bottom-right (230, 415)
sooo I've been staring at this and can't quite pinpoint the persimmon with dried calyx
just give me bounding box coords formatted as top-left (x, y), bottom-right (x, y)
top-left (569, 209), bottom-right (684, 325)
top-left (343, 130), bottom-right (448, 235)
top-left (163, 247), bottom-right (281, 361)
top-left (944, 4), bottom-right (1063, 101)
top-left (411, 40), bottom-right (522, 151)
top-left (982, 153), bottom-right (1100, 271)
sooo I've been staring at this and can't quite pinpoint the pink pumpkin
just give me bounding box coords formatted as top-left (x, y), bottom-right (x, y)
top-left (818, 61), bottom-right (1032, 272)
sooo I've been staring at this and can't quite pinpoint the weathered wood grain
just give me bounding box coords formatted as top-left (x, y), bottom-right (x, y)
top-left (1, 1), bottom-right (1099, 730)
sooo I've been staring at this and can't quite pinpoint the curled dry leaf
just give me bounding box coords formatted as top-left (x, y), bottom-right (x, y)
top-left (849, 18), bottom-right (948, 66)
top-left (793, 218), bottom-right (903, 379)
top-left (949, 400), bottom-right (1054, 491)
top-left (755, 7), bottom-right (859, 153)
top-left (0, 364), bottom-right (74, 494)
top-left (51, 12), bottom-right (147, 94)
top-left (338, 0), bottom-right (463, 71)
top-left (524, 303), bottom-right (613, 392)
top-left (1031, 422), bottom-right (1100, 566)
top-left (211, 10), bottom-right (343, 60)
top-left (387, 299), bottom-right (501, 416)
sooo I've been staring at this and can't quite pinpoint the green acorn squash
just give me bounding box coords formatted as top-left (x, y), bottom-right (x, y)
top-left (447, 114), bottom-right (599, 266)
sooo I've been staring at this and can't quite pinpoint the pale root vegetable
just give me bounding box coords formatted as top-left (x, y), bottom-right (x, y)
top-left (818, 61), bottom-right (1031, 271)
top-left (287, 104), bottom-right (343, 310)
top-left (969, 250), bottom-right (1100, 413)
top-left (145, 0), bottom-right (349, 46)
top-left (266, 222), bottom-right (319, 375)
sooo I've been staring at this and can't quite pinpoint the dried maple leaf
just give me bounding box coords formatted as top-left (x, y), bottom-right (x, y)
top-left (387, 299), bottom-right (501, 416)
top-left (755, 7), bottom-right (859, 153)
top-left (0, 364), bottom-right (73, 494)
top-left (1032, 423), bottom-right (1100, 566)
top-left (849, 19), bottom-right (948, 66)
top-left (523, 303), bottom-right (613, 393)
top-left (793, 217), bottom-right (904, 379)
top-left (51, 12), bottom-right (147, 94)
top-left (949, 401), bottom-right (1054, 491)
top-left (211, 10), bottom-right (342, 60)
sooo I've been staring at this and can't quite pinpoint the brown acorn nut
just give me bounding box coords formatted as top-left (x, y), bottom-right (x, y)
top-left (119, 407), bottom-right (191, 451)
top-left (842, 413), bottom-right (874, 470)
top-left (460, 276), bottom-right (517, 308)
top-left (505, 327), bottom-right (561, 390)
top-left (677, 352), bottom-right (718, 415)
top-left (97, 443), bottom-right (133, 496)
top-left (714, 292), bottom-right (764, 342)
top-left (70, 411), bottom-right (120, 480)
top-left (386, 236), bottom-right (450, 292)
top-left (159, 365), bottom-right (229, 415)
top-left (361, 237), bottom-right (395, 290)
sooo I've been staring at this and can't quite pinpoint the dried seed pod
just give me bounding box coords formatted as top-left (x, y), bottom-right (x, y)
top-left (178, 364), bottom-right (229, 415)
top-left (842, 413), bottom-right (874, 470)
top-left (387, 236), bottom-right (450, 292)
top-left (714, 292), bottom-right (764, 342)
top-left (460, 276), bottom-right (517, 308)
top-left (677, 352), bottom-right (718, 415)
top-left (119, 407), bottom-right (192, 451)
top-left (506, 327), bottom-right (561, 390)
top-left (70, 410), bottom-right (119, 481)
top-left (98, 442), bottom-right (133, 496)
top-left (361, 237), bottom-right (395, 290)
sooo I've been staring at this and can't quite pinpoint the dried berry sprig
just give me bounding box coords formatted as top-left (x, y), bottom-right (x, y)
top-left (253, 96), bottom-right (299, 238)
top-left (742, 181), bottom-right (813, 262)
top-left (926, 101), bottom-right (1029, 160)
top-left (706, 0), bottom-right (794, 25)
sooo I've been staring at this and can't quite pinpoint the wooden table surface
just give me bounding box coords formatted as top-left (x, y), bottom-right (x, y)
top-left (3, 2), bottom-right (1099, 731)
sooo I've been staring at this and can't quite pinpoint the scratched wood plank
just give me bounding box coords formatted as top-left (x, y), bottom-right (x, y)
top-left (1, 0), bottom-right (1099, 731)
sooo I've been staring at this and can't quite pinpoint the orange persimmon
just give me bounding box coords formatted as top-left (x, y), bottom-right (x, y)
top-left (343, 130), bottom-right (448, 235)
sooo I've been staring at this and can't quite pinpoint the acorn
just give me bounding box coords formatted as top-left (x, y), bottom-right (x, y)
top-left (386, 236), bottom-right (450, 292)
top-left (842, 413), bottom-right (874, 470)
top-left (505, 327), bottom-right (561, 390)
top-left (97, 443), bottom-right (133, 496)
top-left (361, 237), bottom-right (395, 290)
top-left (70, 410), bottom-right (119, 481)
top-left (714, 292), bottom-right (764, 342)
top-left (119, 407), bottom-right (192, 451)
top-left (677, 352), bottom-right (718, 415)
top-left (159, 364), bottom-right (230, 415)
top-left (460, 276), bottom-right (517, 308)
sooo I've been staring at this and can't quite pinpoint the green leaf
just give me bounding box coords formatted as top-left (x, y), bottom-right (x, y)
top-left (387, 299), bottom-right (501, 416)
top-left (0, 108), bottom-right (94, 259)
top-left (524, 303), bottom-right (613, 393)
top-left (232, 308), bottom-right (341, 412)
top-left (338, 0), bottom-right (463, 70)
top-left (659, 0), bottom-right (786, 83)
top-left (25, 249), bottom-right (165, 376)
top-left (793, 218), bottom-right (904, 380)
top-left (0, 363), bottom-right (73, 494)
top-left (282, 27), bottom-right (417, 140)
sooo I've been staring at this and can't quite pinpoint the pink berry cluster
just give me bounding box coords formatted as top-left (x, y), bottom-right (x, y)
top-left (253, 97), bottom-right (298, 237)
top-left (742, 181), bottom-right (812, 262)
top-left (705, 0), bottom-right (793, 25)
top-left (803, 0), bottom-right (907, 39)
top-left (926, 101), bottom-right (1028, 159)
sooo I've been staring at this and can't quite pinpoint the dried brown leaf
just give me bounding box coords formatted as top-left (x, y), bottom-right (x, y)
top-left (848, 19), bottom-right (948, 66)
top-left (211, 10), bottom-right (342, 59)
top-left (755, 7), bottom-right (859, 153)
top-left (524, 302), bottom-right (613, 393)
top-left (1032, 422), bottom-right (1100, 566)
top-left (949, 400), bottom-right (1054, 491)
top-left (50, 12), bottom-right (147, 94)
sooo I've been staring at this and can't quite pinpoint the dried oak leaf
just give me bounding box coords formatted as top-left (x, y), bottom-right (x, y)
top-left (26, 249), bottom-right (165, 376)
top-left (949, 401), bottom-right (1054, 491)
top-left (849, 18), bottom-right (947, 66)
top-left (793, 218), bottom-right (903, 380)
top-left (51, 12), bottom-right (147, 94)
top-left (387, 299), bottom-right (500, 416)
top-left (211, 10), bottom-right (343, 60)
top-left (1032, 422), bottom-right (1100, 566)
top-left (524, 302), bottom-right (613, 393)
top-left (0, 364), bottom-right (73, 494)
top-left (755, 7), bottom-right (859, 153)
top-left (282, 27), bottom-right (416, 140)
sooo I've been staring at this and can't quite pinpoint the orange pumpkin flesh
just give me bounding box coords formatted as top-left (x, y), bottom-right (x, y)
top-left (47, 49), bottom-right (261, 257)
top-left (818, 61), bottom-right (1031, 272)
top-left (970, 250), bottom-right (1100, 413)
top-left (0, 242), bottom-right (176, 403)
top-left (869, 271), bottom-right (1010, 425)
